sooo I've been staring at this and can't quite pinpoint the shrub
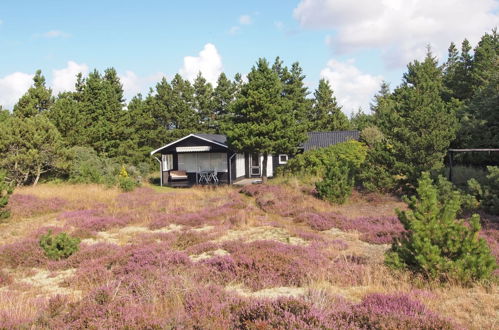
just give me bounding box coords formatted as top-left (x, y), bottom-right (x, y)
top-left (434, 175), bottom-right (478, 214)
top-left (39, 230), bottom-right (81, 260)
top-left (280, 140), bottom-right (367, 177)
top-left (386, 172), bottom-right (497, 283)
top-left (468, 166), bottom-right (499, 215)
top-left (118, 176), bottom-right (138, 192)
top-left (315, 162), bottom-right (354, 204)
top-left (0, 170), bottom-right (13, 220)
top-left (357, 142), bottom-right (399, 193)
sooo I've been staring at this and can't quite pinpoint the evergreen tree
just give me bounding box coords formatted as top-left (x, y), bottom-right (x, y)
top-left (169, 74), bottom-right (199, 136)
top-left (213, 73), bottom-right (235, 134)
top-left (350, 109), bottom-right (374, 131)
top-left (0, 106), bottom-right (10, 122)
top-left (0, 115), bottom-right (67, 185)
top-left (283, 62), bottom-right (313, 130)
top-left (47, 92), bottom-right (84, 146)
top-left (226, 58), bottom-right (307, 182)
top-left (310, 79), bottom-right (350, 131)
top-left (193, 72), bottom-right (215, 132)
top-left (13, 70), bottom-right (53, 118)
top-left (386, 172), bottom-right (496, 283)
top-left (77, 68), bottom-right (133, 160)
top-left (385, 51), bottom-right (459, 187)
top-left (471, 29), bottom-right (499, 93)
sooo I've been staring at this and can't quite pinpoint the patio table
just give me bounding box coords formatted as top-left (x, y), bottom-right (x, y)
top-left (197, 170), bottom-right (214, 184)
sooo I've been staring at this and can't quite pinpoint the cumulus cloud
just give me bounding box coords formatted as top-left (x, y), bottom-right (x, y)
top-left (51, 61), bottom-right (89, 94)
top-left (0, 72), bottom-right (34, 110)
top-left (320, 58), bottom-right (383, 115)
top-left (179, 43), bottom-right (223, 85)
top-left (294, 0), bottom-right (499, 66)
top-left (239, 15), bottom-right (252, 25)
top-left (120, 70), bottom-right (165, 101)
top-left (39, 30), bottom-right (71, 38)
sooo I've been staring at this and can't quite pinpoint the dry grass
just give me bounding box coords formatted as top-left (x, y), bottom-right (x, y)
top-left (0, 181), bottom-right (497, 329)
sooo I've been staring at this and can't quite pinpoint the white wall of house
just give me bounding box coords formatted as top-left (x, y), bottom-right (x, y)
top-left (236, 153), bottom-right (245, 178)
top-left (260, 154), bottom-right (273, 177)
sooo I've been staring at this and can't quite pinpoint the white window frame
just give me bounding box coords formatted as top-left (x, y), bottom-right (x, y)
top-left (278, 154), bottom-right (288, 165)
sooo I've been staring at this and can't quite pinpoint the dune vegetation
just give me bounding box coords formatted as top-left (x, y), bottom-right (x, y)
top-left (0, 180), bottom-right (497, 329)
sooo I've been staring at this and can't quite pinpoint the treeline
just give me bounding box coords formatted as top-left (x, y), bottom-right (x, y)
top-left (353, 30), bottom-right (499, 192)
top-left (0, 30), bottom-right (497, 189)
top-left (0, 57), bottom-right (350, 186)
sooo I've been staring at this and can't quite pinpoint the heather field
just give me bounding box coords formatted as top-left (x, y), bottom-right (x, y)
top-left (0, 181), bottom-right (497, 329)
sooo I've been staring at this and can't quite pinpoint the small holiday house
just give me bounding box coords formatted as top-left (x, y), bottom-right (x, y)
top-left (150, 131), bottom-right (359, 186)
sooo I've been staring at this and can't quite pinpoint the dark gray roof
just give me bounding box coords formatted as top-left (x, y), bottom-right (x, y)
top-left (300, 131), bottom-right (360, 151)
top-left (194, 133), bottom-right (228, 146)
top-left (192, 131), bottom-right (359, 151)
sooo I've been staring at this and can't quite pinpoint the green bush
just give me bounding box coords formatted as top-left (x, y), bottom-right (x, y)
top-left (281, 140), bottom-right (367, 177)
top-left (39, 230), bottom-right (80, 260)
top-left (357, 142), bottom-right (398, 193)
top-left (68, 146), bottom-right (118, 184)
top-left (315, 162), bottom-right (354, 204)
top-left (0, 170), bottom-right (13, 220)
top-left (118, 176), bottom-right (139, 192)
top-left (385, 172), bottom-right (496, 284)
top-left (468, 166), bottom-right (499, 215)
top-left (434, 175), bottom-right (478, 214)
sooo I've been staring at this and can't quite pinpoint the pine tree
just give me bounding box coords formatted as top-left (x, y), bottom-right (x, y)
top-left (47, 92), bottom-right (84, 146)
top-left (471, 29), bottom-right (499, 93)
top-left (283, 62), bottom-right (313, 130)
top-left (386, 172), bottom-right (496, 283)
top-left (226, 58), bottom-right (307, 182)
top-left (310, 79), bottom-right (350, 131)
top-left (385, 51), bottom-right (459, 187)
top-left (13, 70), bottom-right (53, 118)
top-left (193, 72), bottom-right (215, 132)
top-left (213, 73), bottom-right (236, 134)
top-left (0, 115), bottom-right (67, 185)
top-left (169, 74), bottom-right (199, 137)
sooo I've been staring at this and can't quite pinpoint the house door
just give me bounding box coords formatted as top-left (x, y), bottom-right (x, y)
top-left (249, 153), bottom-right (261, 177)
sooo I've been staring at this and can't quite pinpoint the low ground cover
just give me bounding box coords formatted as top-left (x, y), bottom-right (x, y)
top-left (0, 181), bottom-right (497, 328)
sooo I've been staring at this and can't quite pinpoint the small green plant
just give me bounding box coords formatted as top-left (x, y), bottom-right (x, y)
top-left (385, 172), bottom-right (496, 284)
top-left (315, 162), bottom-right (354, 204)
top-left (39, 230), bottom-right (80, 260)
top-left (0, 170), bottom-right (14, 220)
top-left (118, 176), bottom-right (138, 192)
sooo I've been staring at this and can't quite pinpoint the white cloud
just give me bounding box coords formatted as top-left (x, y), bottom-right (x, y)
top-left (229, 26), bottom-right (240, 35)
top-left (0, 72), bottom-right (34, 110)
top-left (51, 61), bottom-right (89, 94)
top-left (239, 14), bottom-right (252, 25)
top-left (320, 58), bottom-right (383, 115)
top-left (294, 0), bottom-right (499, 66)
top-left (119, 70), bottom-right (165, 101)
top-left (179, 43), bottom-right (223, 85)
top-left (40, 30), bottom-right (71, 38)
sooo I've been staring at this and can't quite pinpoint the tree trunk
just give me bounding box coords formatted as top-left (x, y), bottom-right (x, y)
top-left (262, 153), bottom-right (268, 183)
top-left (33, 166), bottom-right (41, 186)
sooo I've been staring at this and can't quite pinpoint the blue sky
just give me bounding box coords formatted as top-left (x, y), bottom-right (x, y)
top-left (1, 0), bottom-right (498, 115)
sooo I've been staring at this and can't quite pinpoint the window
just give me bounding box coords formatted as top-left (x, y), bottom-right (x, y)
top-left (177, 153), bottom-right (227, 172)
top-left (162, 154), bottom-right (173, 171)
top-left (278, 154), bottom-right (288, 165)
